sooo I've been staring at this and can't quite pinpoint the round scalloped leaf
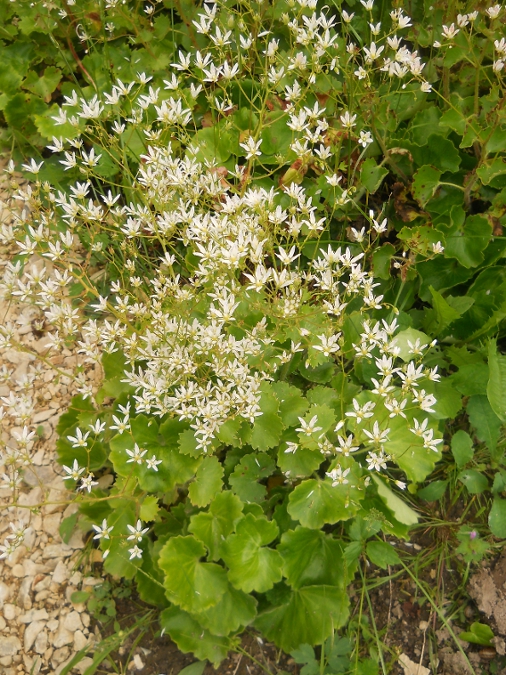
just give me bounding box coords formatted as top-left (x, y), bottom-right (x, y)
top-left (287, 474), bottom-right (362, 529)
top-left (159, 536), bottom-right (228, 613)
top-left (254, 585), bottom-right (349, 652)
top-left (160, 606), bottom-right (234, 667)
top-left (189, 491), bottom-right (244, 561)
top-left (189, 456), bottom-right (224, 507)
top-left (222, 513), bottom-right (283, 593)
top-left (195, 583), bottom-right (258, 636)
top-left (278, 527), bottom-right (348, 589)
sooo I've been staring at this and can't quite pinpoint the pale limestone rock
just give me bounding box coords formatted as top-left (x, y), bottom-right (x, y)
top-left (19, 608), bottom-right (49, 623)
top-left (63, 610), bottom-right (83, 633)
top-left (34, 630), bottom-right (48, 655)
top-left (24, 620), bottom-right (46, 652)
top-left (53, 623), bottom-right (73, 648)
top-left (52, 560), bottom-right (69, 584)
top-left (0, 635), bottom-right (21, 657)
top-left (74, 630), bottom-right (88, 651)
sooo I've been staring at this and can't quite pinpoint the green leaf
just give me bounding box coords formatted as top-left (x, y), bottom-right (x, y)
top-left (159, 536), bottom-right (228, 613)
top-left (467, 395), bottom-right (502, 455)
top-left (271, 382), bottom-right (309, 426)
top-left (444, 215), bottom-right (492, 268)
top-left (448, 363), bottom-right (489, 396)
top-left (372, 244), bottom-right (395, 280)
top-left (22, 66), bottom-right (61, 101)
top-left (417, 480), bottom-right (448, 502)
top-left (459, 623), bottom-right (494, 647)
top-left (477, 157), bottom-right (506, 185)
top-left (412, 166), bottom-right (442, 207)
top-left (130, 414), bottom-right (159, 446)
top-left (229, 452), bottom-right (275, 503)
top-left (97, 350), bottom-right (133, 400)
top-left (222, 514), bottom-right (283, 593)
top-left (411, 108), bottom-right (445, 144)
top-left (451, 430), bottom-right (474, 468)
top-left (254, 585), bottom-right (349, 653)
top-left (196, 583), bottom-right (257, 637)
top-left (160, 606), bottom-right (233, 667)
top-left (60, 513), bottom-right (78, 544)
top-left (458, 469), bottom-right (488, 495)
top-left (489, 499), bottom-right (506, 538)
top-left (70, 591), bottom-right (90, 604)
top-left (366, 541), bottom-right (400, 569)
top-left (189, 491), bottom-right (244, 561)
top-left (296, 405), bottom-right (336, 448)
top-left (360, 158), bottom-right (389, 194)
top-left (429, 286), bottom-right (461, 332)
top-left (189, 456), bottom-right (224, 507)
top-left (287, 472), bottom-right (362, 529)
top-left (278, 527), bottom-right (348, 589)
top-left (140, 496), bottom-right (159, 522)
top-left (251, 412), bottom-right (284, 451)
top-left (487, 339), bottom-right (506, 422)
top-left (372, 476), bottom-right (418, 526)
top-left (277, 442), bottom-right (323, 478)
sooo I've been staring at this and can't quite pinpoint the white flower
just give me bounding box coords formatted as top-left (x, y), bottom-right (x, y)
top-left (345, 399), bottom-right (375, 423)
top-left (326, 466), bottom-right (351, 486)
top-left (78, 474), bottom-right (98, 493)
top-left (21, 159), bottom-right (44, 174)
top-left (340, 111), bottom-right (357, 129)
top-left (363, 421), bottom-right (390, 445)
top-left (239, 136), bottom-right (262, 160)
top-left (66, 428), bottom-right (91, 448)
top-left (359, 130), bottom-right (374, 147)
top-left (366, 450), bottom-right (389, 471)
top-left (127, 520), bottom-right (149, 542)
top-left (126, 443), bottom-right (147, 464)
top-left (442, 23), bottom-right (459, 39)
top-left (128, 545), bottom-right (143, 560)
top-left (92, 519), bottom-right (114, 540)
top-left (342, 10), bottom-right (354, 22)
top-left (486, 4), bottom-right (501, 18)
top-left (295, 415), bottom-right (323, 436)
top-left (146, 455), bottom-right (162, 471)
top-left (62, 459), bottom-right (85, 481)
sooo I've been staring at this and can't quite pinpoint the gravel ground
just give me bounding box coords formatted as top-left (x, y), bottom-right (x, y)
top-left (0, 163), bottom-right (106, 675)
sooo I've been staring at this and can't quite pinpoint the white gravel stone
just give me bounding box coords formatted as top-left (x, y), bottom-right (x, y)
top-left (73, 630), bottom-right (88, 651)
top-left (0, 581), bottom-right (11, 608)
top-left (34, 630), bottom-right (48, 655)
top-left (19, 608), bottom-right (49, 623)
top-left (24, 620), bottom-right (46, 652)
top-left (3, 603), bottom-right (18, 621)
top-left (42, 512), bottom-right (62, 537)
top-left (52, 560), bottom-right (69, 584)
top-left (0, 635), bottom-right (21, 657)
top-left (63, 610), bottom-right (83, 633)
top-left (53, 624), bottom-right (74, 648)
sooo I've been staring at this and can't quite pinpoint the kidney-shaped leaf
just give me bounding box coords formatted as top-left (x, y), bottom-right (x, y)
top-left (254, 585), bottom-right (349, 652)
top-left (222, 513), bottom-right (283, 593)
top-left (159, 536), bottom-right (228, 613)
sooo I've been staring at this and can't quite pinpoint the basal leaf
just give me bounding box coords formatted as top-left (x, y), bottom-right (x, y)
top-left (467, 395), bottom-right (502, 455)
top-left (451, 430), bottom-right (474, 468)
top-left (189, 491), bottom-right (244, 560)
top-left (278, 527), bottom-right (348, 589)
top-left (229, 452), bottom-right (275, 503)
top-left (160, 606), bottom-right (234, 667)
top-left (254, 585), bottom-right (349, 652)
top-left (287, 470), bottom-right (362, 529)
top-left (360, 158), bottom-right (389, 194)
top-left (392, 328), bottom-right (430, 361)
top-left (412, 165), bottom-right (441, 207)
top-left (189, 456), bottom-right (224, 507)
top-left (196, 583), bottom-right (257, 637)
top-left (458, 469), bottom-right (488, 495)
top-left (366, 541), bottom-right (400, 569)
top-left (487, 339), bottom-right (506, 422)
top-left (159, 536), bottom-right (228, 613)
top-left (222, 513), bottom-right (283, 593)
top-left (489, 499), bottom-right (506, 538)
top-left (271, 382), bottom-right (310, 426)
top-left (372, 476), bottom-right (418, 525)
